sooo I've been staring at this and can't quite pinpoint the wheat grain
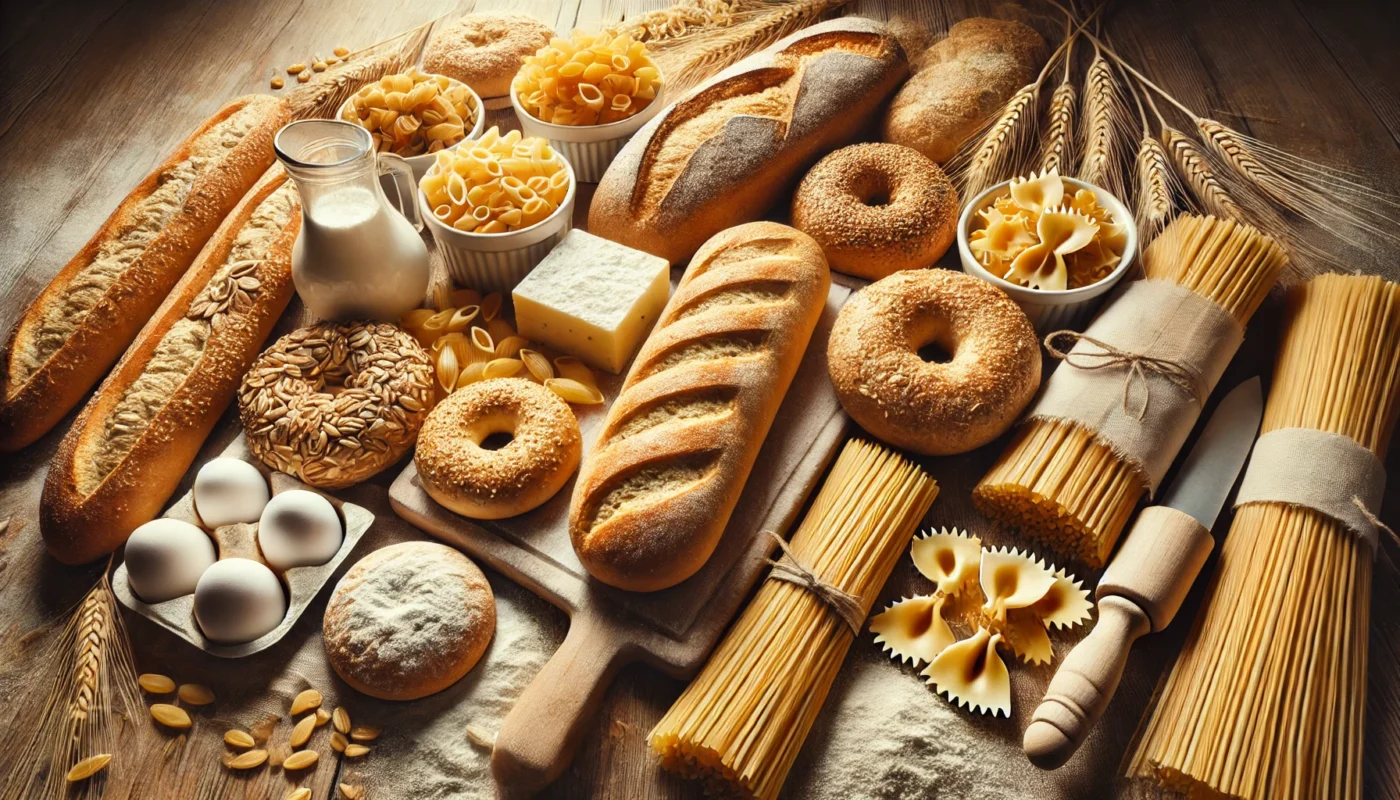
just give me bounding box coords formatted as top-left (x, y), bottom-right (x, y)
top-left (290, 689), bottom-right (322, 716)
top-left (1040, 80), bottom-right (1077, 175)
top-left (150, 704), bottom-right (192, 729)
top-left (226, 749), bottom-right (268, 769)
top-left (1134, 135), bottom-right (1175, 239)
top-left (1196, 118), bottom-right (1298, 209)
top-left (64, 754), bottom-right (112, 783)
top-left (286, 20), bottom-right (435, 121)
top-left (344, 744), bottom-right (370, 758)
top-left (330, 731), bottom-right (348, 753)
top-left (332, 707), bottom-right (351, 735)
top-left (349, 725), bottom-right (380, 742)
top-left (224, 729), bottom-right (256, 749)
top-left (283, 750), bottom-right (319, 770)
top-left (138, 673), bottom-right (175, 694)
top-left (177, 683), bottom-right (215, 706)
top-left (290, 715), bottom-right (316, 748)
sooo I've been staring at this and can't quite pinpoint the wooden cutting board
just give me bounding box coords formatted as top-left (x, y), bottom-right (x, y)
top-left (388, 273), bottom-right (851, 795)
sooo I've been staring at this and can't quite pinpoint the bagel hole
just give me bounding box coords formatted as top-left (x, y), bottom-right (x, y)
top-left (853, 173), bottom-right (893, 208)
top-left (918, 342), bottom-right (954, 364)
top-left (479, 432), bottom-right (514, 451)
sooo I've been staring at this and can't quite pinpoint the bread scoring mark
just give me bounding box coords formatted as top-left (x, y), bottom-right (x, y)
top-left (583, 450), bottom-right (721, 533)
top-left (673, 280), bottom-right (793, 320)
top-left (637, 330), bottom-right (769, 382)
top-left (688, 236), bottom-right (800, 277)
top-left (12, 103), bottom-right (265, 387)
top-left (609, 387), bottom-right (740, 442)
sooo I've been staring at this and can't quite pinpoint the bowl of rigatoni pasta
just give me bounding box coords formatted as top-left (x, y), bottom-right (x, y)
top-left (418, 126), bottom-right (577, 293)
top-left (509, 30), bottom-right (665, 182)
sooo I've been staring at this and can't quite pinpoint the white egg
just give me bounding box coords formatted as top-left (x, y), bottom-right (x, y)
top-left (193, 558), bottom-right (287, 643)
top-left (194, 458), bottom-right (271, 527)
top-left (257, 490), bottom-right (343, 569)
top-left (124, 518), bottom-right (218, 602)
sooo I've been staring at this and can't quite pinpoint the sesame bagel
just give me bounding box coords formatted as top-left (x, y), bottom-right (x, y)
top-left (415, 378), bottom-right (582, 519)
top-left (827, 270), bottom-right (1041, 455)
top-left (421, 13), bottom-right (555, 101)
top-left (792, 143), bottom-right (958, 280)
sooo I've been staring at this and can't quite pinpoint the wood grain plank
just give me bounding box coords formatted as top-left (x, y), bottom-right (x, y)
top-left (1293, 0), bottom-right (1400, 147)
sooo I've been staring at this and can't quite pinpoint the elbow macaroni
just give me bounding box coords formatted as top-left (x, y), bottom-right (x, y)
top-left (340, 68), bottom-right (479, 157)
top-left (512, 31), bottom-right (662, 126)
top-left (420, 126), bottom-right (570, 234)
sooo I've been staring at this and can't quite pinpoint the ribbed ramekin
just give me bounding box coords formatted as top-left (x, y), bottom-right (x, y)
top-left (510, 83), bottom-right (665, 183)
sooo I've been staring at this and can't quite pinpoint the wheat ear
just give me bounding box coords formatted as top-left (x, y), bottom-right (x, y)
top-left (605, 0), bottom-right (744, 44)
top-left (285, 19), bottom-right (436, 120)
top-left (1038, 20), bottom-right (1078, 176)
top-left (1, 565), bottom-right (143, 800)
top-left (1161, 126), bottom-right (1246, 222)
top-left (1124, 68), bottom-right (1177, 240)
top-left (1077, 47), bottom-right (1131, 200)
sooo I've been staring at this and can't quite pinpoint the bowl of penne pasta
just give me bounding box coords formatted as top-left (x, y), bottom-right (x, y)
top-left (339, 69), bottom-right (484, 180)
top-left (418, 126), bottom-right (577, 293)
top-left (510, 30), bottom-right (666, 182)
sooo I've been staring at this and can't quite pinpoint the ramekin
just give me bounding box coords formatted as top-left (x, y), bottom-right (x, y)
top-left (338, 75), bottom-right (485, 181)
top-left (418, 157), bottom-right (577, 293)
top-left (510, 82), bottom-right (665, 182)
top-left (957, 176), bottom-right (1138, 333)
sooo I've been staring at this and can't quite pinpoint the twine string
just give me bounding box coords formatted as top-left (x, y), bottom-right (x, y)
top-left (764, 531), bottom-right (865, 635)
top-left (1352, 495), bottom-right (1400, 551)
top-left (1044, 330), bottom-right (1205, 420)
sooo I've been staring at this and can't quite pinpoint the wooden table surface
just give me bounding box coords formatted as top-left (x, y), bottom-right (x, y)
top-left (3, 1), bottom-right (1399, 798)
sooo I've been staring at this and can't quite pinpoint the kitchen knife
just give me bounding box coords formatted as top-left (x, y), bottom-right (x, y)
top-left (1023, 376), bottom-right (1263, 769)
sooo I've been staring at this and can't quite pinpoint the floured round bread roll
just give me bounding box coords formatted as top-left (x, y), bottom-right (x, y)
top-left (324, 541), bottom-right (495, 701)
top-left (421, 13), bottom-right (555, 100)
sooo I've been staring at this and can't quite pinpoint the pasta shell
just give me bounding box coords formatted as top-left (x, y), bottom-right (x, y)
top-left (909, 528), bottom-right (982, 596)
top-left (869, 595), bottom-right (956, 666)
top-left (979, 547), bottom-right (1058, 622)
top-left (921, 628), bottom-right (1011, 717)
top-left (545, 378), bottom-right (604, 405)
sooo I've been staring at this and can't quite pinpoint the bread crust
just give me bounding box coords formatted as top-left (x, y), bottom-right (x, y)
top-left (41, 168), bottom-right (301, 565)
top-left (0, 94), bottom-right (288, 452)
top-left (569, 222), bottom-right (830, 592)
top-left (588, 18), bottom-right (908, 265)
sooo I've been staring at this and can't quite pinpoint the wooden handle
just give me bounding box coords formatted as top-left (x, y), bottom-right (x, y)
top-left (492, 610), bottom-right (633, 796)
top-left (1098, 504), bottom-right (1213, 631)
top-left (1024, 596), bottom-right (1151, 769)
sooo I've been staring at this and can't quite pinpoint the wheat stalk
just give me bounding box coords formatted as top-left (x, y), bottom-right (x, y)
top-left (1077, 48), bottom-right (1130, 200)
top-left (604, 0), bottom-right (744, 44)
top-left (1040, 79), bottom-right (1078, 176)
top-left (649, 0), bottom-right (852, 100)
top-left (1162, 127), bottom-right (1245, 221)
top-left (1, 566), bottom-right (143, 800)
top-left (961, 84), bottom-right (1041, 199)
top-left (285, 19), bottom-right (436, 120)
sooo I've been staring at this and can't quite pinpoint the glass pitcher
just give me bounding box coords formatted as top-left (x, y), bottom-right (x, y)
top-left (275, 120), bottom-right (430, 321)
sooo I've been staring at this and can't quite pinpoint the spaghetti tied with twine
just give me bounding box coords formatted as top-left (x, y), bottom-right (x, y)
top-left (1043, 329), bottom-right (1205, 420)
top-left (764, 531), bottom-right (865, 635)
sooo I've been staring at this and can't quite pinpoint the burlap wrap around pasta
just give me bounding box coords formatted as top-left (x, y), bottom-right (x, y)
top-left (1235, 427), bottom-right (1388, 549)
top-left (1027, 280), bottom-right (1243, 494)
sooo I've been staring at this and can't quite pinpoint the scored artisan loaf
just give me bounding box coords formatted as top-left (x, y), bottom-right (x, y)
top-left (0, 94), bottom-right (288, 452)
top-left (589, 18), bottom-right (908, 265)
top-left (569, 222), bottom-right (830, 592)
top-left (882, 17), bottom-right (1047, 163)
top-left (41, 168), bottom-right (301, 565)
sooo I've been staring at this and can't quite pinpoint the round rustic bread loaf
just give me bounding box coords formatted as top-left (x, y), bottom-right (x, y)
top-left (324, 541), bottom-right (495, 701)
top-left (421, 13), bottom-right (555, 100)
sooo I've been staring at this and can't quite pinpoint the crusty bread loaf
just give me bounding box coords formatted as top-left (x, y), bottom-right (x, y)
top-left (569, 222), bottom-right (830, 592)
top-left (588, 18), bottom-right (907, 265)
top-left (0, 95), bottom-right (288, 452)
top-left (41, 168), bottom-right (301, 565)
top-left (882, 17), bottom-right (1047, 163)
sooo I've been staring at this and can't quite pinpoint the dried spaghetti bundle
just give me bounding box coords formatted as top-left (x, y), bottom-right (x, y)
top-left (650, 439), bottom-right (937, 799)
top-left (1128, 273), bottom-right (1400, 799)
top-left (974, 215), bottom-right (1287, 566)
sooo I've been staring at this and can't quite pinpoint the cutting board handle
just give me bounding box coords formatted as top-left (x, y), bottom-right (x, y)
top-left (492, 609), bottom-right (633, 796)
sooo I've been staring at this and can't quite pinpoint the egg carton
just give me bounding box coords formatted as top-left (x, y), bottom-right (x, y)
top-left (112, 445), bottom-right (373, 658)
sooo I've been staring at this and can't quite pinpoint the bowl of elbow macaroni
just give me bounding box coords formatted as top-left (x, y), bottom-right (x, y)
top-left (418, 126), bottom-right (577, 293)
top-left (510, 30), bottom-right (665, 182)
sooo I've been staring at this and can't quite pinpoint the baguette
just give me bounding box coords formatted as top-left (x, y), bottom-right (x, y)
top-left (882, 17), bottom-right (1047, 163)
top-left (588, 18), bottom-right (907, 265)
top-left (568, 222), bottom-right (830, 592)
top-left (41, 168), bottom-right (301, 565)
top-left (0, 94), bottom-right (289, 452)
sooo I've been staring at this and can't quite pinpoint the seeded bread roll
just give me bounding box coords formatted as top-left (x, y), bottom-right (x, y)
top-left (41, 169), bottom-right (301, 565)
top-left (589, 18), bottom-right (908, 265)
top-left (569, 222), bottom-right (830, 592)
top-left (0, 95), bottom-right (288, 452)
top-left (882, 17), bottom-right (1047, 164)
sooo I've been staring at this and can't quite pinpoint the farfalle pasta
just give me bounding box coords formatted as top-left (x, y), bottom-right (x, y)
top-left (419, 126), bottom-right (570, 234)
top-left (340, 69), bottom-right (479, 157)
top-left (512, 31), bottom-right (662, 125)
top-left (922, 628), bottom-right (1011, 717)
top-left (968, 170), bottom-right (1128, 291)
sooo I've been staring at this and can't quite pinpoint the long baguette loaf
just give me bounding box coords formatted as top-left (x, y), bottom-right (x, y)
top-left (589, 18), bottom-right (907, 265)
top-left (41, 168), bottom-right (302, 565)
top-left (0, 94), bottom-right (288, 452)
top-left (569, 222), bottom-right (830, 592)
top-left (882, 17), bottom-right (1047, 163)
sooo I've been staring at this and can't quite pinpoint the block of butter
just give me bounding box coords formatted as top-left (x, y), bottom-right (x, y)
top-left (513, 230), bottom-right (671, 374)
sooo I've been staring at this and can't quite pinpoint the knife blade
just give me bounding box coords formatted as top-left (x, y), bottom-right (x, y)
top-left (1157, 376), bottom-right (1264, 529)
top-left (1024, 377), bottom-right (1263, 771)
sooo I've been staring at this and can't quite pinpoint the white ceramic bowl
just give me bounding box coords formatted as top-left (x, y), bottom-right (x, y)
top-left (337, 74), bottom-right (485, 180)
top-left (510, 81), bottom-right (665, 182)
top-left (957, 176), bottom-right (1138, 333)
top-left (418, 156), bottom-right (577, 293)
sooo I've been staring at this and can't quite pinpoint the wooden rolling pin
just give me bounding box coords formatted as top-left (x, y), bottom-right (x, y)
top-left (1022, 505), bottom-right (1214, 769)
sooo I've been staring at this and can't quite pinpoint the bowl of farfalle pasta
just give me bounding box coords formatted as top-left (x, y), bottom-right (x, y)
top-left (339, 69), bottom-right (484, 180)
top-left (957, 170), bottom-right (1136, 331)
top-left (510, 30), bottom-right (664, 181)
top-left (418, 126), bottom-right (576, 293)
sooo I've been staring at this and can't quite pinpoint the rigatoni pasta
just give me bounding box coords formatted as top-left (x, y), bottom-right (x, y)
top-left (340, 68), bottom-right (479, 157)
top-left (419, 126), bottom-right (570, 234)
top-left (512, 31), bottom-right (662, 125)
